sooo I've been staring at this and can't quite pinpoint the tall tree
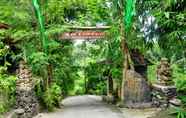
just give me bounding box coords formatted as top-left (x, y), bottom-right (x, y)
top-left (112, 0), bottom-right (136, 101)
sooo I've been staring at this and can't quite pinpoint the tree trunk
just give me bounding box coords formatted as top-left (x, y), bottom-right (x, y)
top-left (120, 31), bottom-right (129, 102)
top-left (107, 74), bottom-right (113, 96)
top-left (47, 64), bottom-right (53, 86)
top-left (84, 76), bottom-right (88, 94)
top-left (119, 11), bottom-right (134, 102)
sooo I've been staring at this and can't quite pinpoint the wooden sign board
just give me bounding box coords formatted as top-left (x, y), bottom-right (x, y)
top-left (59, 26), bottom-right (110, 40)
top-left (60, 31), bottom-right (106, 40)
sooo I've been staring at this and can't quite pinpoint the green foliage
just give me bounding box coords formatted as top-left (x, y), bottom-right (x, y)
top-left (0, 75), bottom-right (17, 114)
top-left (175, 95), bottom-right (186, 118)
top-left (174, 75), bottom-right (186, 92)
top-left (172, 64), bottom-right (186, 92)
top-left (0, 0), bottom-right (185, 115)
top-left (85, 63), bottom-right (107, 95)
top-left (0, 17), bottom-right (17, 114)
top-left (125, 0), bottom-right (136, 32)
top-left (0, 0), bottom-right (111, 104)
top-left (43, 83), bottom-right (62, 111)
top-left (178, 96), bottom-right (186, 107)
top-left (147, 65), bottom-right (157, 83)
top-left (143, 0), bottom-right (186, 58)
top-left (32, 0), bottom-right (48, 53)
top-left (29, 52), bottom-right (49, 76)
top-left (170, 107), bottom-right (186, 118)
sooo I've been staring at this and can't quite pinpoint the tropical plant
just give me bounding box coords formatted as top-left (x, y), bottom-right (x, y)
top-left (0, 74), bottom-right (17, 114)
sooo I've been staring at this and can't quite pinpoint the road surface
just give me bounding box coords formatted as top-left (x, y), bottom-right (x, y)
top-left (36, 95), bottom-right (124, 118)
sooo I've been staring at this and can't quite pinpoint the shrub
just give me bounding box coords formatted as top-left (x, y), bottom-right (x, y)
top-left (170, 107), bottom-right (186, 118)
top-left (0, 74), bottom-right (17, 114)
top-left (43, 83), bottom-right (62, 111)
top-left (174, 75), bottom-right (186, 93)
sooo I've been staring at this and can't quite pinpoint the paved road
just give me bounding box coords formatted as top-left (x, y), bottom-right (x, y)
top-left (36, 95), bottom-right (124, 118)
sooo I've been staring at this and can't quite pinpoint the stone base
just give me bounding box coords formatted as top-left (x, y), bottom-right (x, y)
top-left (152, 84), bottom-right (176, 97)
top-left (124, 102), bottom-right (152, 109)
top-left (169, 98), bottom-right (182, 106)
top-left (152, 84), bottom-right (177, 108)
top-left (15, 87), bottom-right (39, 118)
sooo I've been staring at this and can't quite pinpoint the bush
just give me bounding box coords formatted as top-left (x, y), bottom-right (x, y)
top-left (43, 83), bottom-right (62, 111)
top-left (0, 74), bottom-right (17, 114)
top-left (169, 107), bottom-right (186, 118)
top-left (174, 71), bottom-right (186, 93)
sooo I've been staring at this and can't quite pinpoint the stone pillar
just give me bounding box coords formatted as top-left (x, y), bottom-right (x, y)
top-left (14, 61), bottom-right (39, 118)
top-left (152, 58), bottom-right (181, 108)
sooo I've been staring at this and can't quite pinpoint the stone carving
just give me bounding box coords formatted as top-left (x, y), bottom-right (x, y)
top-left (14, 61), bottom-right (39, 118)
top-left (156, 58), bottom-right (172, 85)
top-left (152, 58), bottom-right (180, 108)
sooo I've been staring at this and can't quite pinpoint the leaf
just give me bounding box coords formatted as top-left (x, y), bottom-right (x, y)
top-left (32, 0), bottom-right (48, 53)
top-left (5, 61), bottom-right (11, 66)
top-left (165, 12), bottom-right (170, 19)
top-left (124, 0), bottom-right (136, 32)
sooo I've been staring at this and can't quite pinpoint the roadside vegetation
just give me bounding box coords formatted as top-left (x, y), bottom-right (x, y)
top-left (0, 0), bottom-right (185, 117)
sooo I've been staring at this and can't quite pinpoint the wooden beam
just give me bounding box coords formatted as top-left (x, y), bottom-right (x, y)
top-left (0, 23), bottom-right (9, 29)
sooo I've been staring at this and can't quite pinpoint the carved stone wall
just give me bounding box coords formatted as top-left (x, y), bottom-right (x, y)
top-left (14, 61), bottom-right (39, 118)
top-left (156, 58), bottom-right (172, 85)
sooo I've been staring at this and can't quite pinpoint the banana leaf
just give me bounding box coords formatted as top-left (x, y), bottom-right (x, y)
top-left (32, 0), bottom-right (48, 54)
top-left (124, 0), bottom-right (136, 32)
